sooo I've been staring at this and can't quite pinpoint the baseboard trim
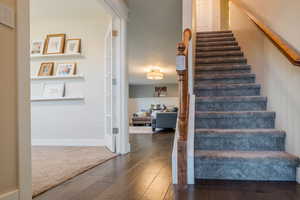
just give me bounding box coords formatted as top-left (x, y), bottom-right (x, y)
top-left (0, 190), bottom-right (19, 200)
top-left (32, 139), bottom-right (106, 146)
top-left (297, 167), bottom-right (300, 184)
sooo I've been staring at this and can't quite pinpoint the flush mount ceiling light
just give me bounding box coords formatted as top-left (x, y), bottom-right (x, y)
top-left (147, 68), bottom-right (164, 80)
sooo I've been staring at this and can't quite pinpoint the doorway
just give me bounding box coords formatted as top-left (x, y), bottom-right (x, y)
top-left (16, 0), bottom-right (129, 199)
top-left (196, 0), bottom-right (229, 32)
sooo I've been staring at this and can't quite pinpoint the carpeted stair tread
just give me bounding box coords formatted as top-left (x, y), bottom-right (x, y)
top-left (197, 33), bottom-right (234, 38)
top-left (195, 73), bottom-right (255, 80)
top-left (195, 128), bottom-right (285, 135)
top-left (195, 150), bottom-right (299, 163)
top-left (195, 111), bottom-right (275, 118)
top-left (195, 83), bottom-right (260, 90)
top-left (196, 57), bottom-right (247, 64)
top-left (197, 45), bottom-right (241, 52)
top-left (195, 111), bottom-right (275, 129)
top-left (195, 73), bottom-right (255, 84)
top-left (195, 64), bottom-right (251, 71)
top-left (195, 129), bottom-right (285, 151)
top-left (195, 83), bottom-right (261, 97)
top-left (195, 96), bottom-right (267, 111)
top-left (195, 150), bottom-right (299, 181)
top-left (196, 50), bottom-right (243, 58)
top-left (197, 37), bottom-right (235, 43)
top-left (195, 64), bottom-right (251, 74)
top-left (196, 46), bottom-right (241, 53)
top-left (197, 30), bottom-right (232, 34)
top-left (197, 41), bottom-right (238, 47)
top-left (196, 96), bottom-right (266, 102)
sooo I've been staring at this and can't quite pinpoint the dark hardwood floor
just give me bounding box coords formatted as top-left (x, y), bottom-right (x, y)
top-left (34, 131), bottom-right (300, 200)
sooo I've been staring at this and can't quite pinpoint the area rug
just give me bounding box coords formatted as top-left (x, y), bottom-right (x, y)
top-left (129, 126), bottom-right (154, 134)
top-left (32, 146), bottom-right (117, 197)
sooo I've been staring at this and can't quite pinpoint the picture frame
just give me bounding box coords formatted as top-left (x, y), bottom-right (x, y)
top-left (30, 40), bottom-right (45, 55)
top-left (65, 39), bottom-right (81, 54)
top-left (154, 86), bottom-right (167, 97)
top-left (55, 63), bottom-right (77, 76)
top-left (42, 83), bottom-right (65, 98)
top-left (44, 34), bottom-right (66, 55)
top-left (38, 62), bottom-right (54, 76)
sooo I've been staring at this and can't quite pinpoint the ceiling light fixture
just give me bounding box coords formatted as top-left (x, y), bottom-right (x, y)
top-left (147, 68), bottom-right (164, 80)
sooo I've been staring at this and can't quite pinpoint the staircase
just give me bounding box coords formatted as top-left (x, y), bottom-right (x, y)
top-left (194, 30), bottom-right (299, 181)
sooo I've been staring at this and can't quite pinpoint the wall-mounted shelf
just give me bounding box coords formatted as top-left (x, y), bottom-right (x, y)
top-left (31, 96), bottom-right (85, 102)
top-left (31, 74), bottom-right (85, 80)
top-left (30, 53), bottom-right (83, 59)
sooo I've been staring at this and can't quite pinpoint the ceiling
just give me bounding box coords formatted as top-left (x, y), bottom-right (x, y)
top-left (128, 64), bottom-right (178, 85)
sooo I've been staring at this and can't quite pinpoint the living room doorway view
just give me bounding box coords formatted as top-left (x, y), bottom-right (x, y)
top-left (127, 0), bottom-right (181, 136)
top-left (29, 0), bottom-right (125, 198)
top-left (129, 84), bottom-right (178, 135)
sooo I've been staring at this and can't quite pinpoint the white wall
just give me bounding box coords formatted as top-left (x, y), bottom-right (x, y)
top-left (30, 5), bottom-right (112, 146)
top-left (229, 1), bottom-right (300, 157)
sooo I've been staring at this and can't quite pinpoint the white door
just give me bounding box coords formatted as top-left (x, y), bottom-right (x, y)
top-left (197, 0), bottom-right (221, 32)
top-left (104, 17), bottom-right (127, 154)
top-left (105, 22), bottom-right (116, 152)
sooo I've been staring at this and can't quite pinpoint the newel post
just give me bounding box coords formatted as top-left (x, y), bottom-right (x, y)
top-left (176, 42), bottom-right (189, 141)
top-left (176, 42), bottom-right (188, 185)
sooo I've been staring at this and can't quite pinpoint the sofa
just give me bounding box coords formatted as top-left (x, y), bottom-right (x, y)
top-left (132, 116), bottom-right (151, 126)
top-left (151, 112), bottom-right (177, 132)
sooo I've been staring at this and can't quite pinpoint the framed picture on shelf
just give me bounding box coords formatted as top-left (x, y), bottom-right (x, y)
top-left (65, 39), bottom-right (81, 54)
top-left (38, 62), bottom-right (54, 76)
top-left (55, 63), bottom-right (76, 76)
top-left (154, 86), bottom-right (167, 97)
top-left (42, 83), bottom-right (65, 98)
top-left (44, 34), bottom-right (66, 54)
top-left (30, 40), bottom-right (44, 55)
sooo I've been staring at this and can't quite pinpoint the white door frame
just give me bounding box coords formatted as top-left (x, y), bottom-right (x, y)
top-left (16, 0), bottom-right (129, 199)
top-left (99, 0), bottom-right (130, 155)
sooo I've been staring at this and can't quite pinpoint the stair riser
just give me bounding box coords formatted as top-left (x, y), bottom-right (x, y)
top-left (195, 88), bottom-right (260, 97)
top-left (197, 33), bottom-right (234, 38)
top-left (198, 31), bottom-right (232, 34)
top-left (195, 159), bottom-right (297, 181)
top-left (196, 53), bottom-right (243, 58)
top-left (196, 101), bottom-right (267, 111)
top-left (197, 42), bottom-right (238, 47)
top-left (195, 116), bottom-right (275, 129)
top-left (196, 58), bottom-right (247, 65)
top-left (197, 46), bottom-right (241, 52)
top-left (195, 134), bottom-right (285, 151)
top-left (196, 77), bottom-right (255, 84)
top-left (195, 69), bottom-right (251, 74)
top-left (197, 38), bottom-right (235, 43)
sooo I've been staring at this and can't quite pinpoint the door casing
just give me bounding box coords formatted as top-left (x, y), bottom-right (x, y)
top-left (16, 0), bottom-right (129, 199)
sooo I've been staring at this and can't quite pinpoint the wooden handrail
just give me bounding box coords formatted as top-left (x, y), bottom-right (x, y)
top-left (176, 28), bottom-right (192, 185)
top-left (230, 0), bottom-right (300, 66)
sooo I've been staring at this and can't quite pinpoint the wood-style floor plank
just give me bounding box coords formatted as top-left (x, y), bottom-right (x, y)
top-left (34, 131), bottom-right (300, 200)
